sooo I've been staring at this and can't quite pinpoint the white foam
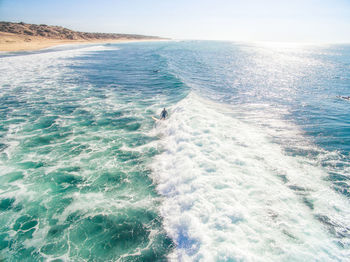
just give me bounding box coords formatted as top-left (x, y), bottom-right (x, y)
top-left (150, 93), bottom-right (350, 261)
top-left (0, 44), bottom-right (119, 91)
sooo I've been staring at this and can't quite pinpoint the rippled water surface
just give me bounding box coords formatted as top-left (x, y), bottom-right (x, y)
top-left (0, 41), bottom-right (349, 261)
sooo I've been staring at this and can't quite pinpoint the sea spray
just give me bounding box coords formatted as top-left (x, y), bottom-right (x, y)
top-left (151, 93), bottom-right (350, 261)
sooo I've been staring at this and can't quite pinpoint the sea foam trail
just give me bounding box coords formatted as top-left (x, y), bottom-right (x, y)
top-left (150, 93), bottom-right (350, 261)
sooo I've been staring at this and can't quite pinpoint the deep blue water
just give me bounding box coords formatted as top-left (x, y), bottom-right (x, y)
top-left (0, 41), bottom-right (349, 261)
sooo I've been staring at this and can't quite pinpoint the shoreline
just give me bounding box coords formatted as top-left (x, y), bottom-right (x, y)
top-left (0, 32), bottom-right (167, 52)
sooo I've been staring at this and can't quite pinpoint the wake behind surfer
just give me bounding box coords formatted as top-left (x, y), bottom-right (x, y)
top-left (160, 108), bottom-right (168, 120)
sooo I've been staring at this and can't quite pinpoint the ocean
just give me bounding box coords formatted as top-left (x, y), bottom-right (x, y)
top-left (0, 41), bottom-right (349, 261)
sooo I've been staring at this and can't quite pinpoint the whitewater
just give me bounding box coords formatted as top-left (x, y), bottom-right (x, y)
top-left (0, 41), bottom-right (349, 261)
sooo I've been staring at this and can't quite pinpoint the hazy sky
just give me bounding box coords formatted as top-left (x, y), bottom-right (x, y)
top-left (1, 0), bottom-right (350, 43)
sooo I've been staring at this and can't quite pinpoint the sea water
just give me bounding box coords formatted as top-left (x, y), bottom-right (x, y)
top-left (0, 41), bottom-right (349, 261)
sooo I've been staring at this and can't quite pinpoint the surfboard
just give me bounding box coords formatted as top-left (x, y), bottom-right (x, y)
top-left (152, 116), bottom-right (159, 121)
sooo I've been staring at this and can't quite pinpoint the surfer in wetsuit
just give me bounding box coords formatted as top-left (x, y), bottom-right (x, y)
top-left (160, 108), bottom-right (168, 120)
top-left (337, 96), bottom-right (350, 100)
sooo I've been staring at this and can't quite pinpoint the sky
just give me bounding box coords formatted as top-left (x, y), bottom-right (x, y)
top-left (1, 0), bottom-right (350, 43)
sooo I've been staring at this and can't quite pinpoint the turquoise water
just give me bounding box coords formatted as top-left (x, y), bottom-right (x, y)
top-left (0, 41), bottom-right (349, 261)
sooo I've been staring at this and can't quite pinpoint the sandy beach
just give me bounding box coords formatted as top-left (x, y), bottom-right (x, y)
top-left (0, 32), bottom-right (161, 52)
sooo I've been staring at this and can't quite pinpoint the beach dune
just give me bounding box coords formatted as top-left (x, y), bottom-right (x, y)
top-left (0, 22), bottom-right (164, 51)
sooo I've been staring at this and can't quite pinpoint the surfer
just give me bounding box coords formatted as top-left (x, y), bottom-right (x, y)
top-left (160, 108), bottom-right (168, 120)
top-left (337, 96), bottom-right (350, 100)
